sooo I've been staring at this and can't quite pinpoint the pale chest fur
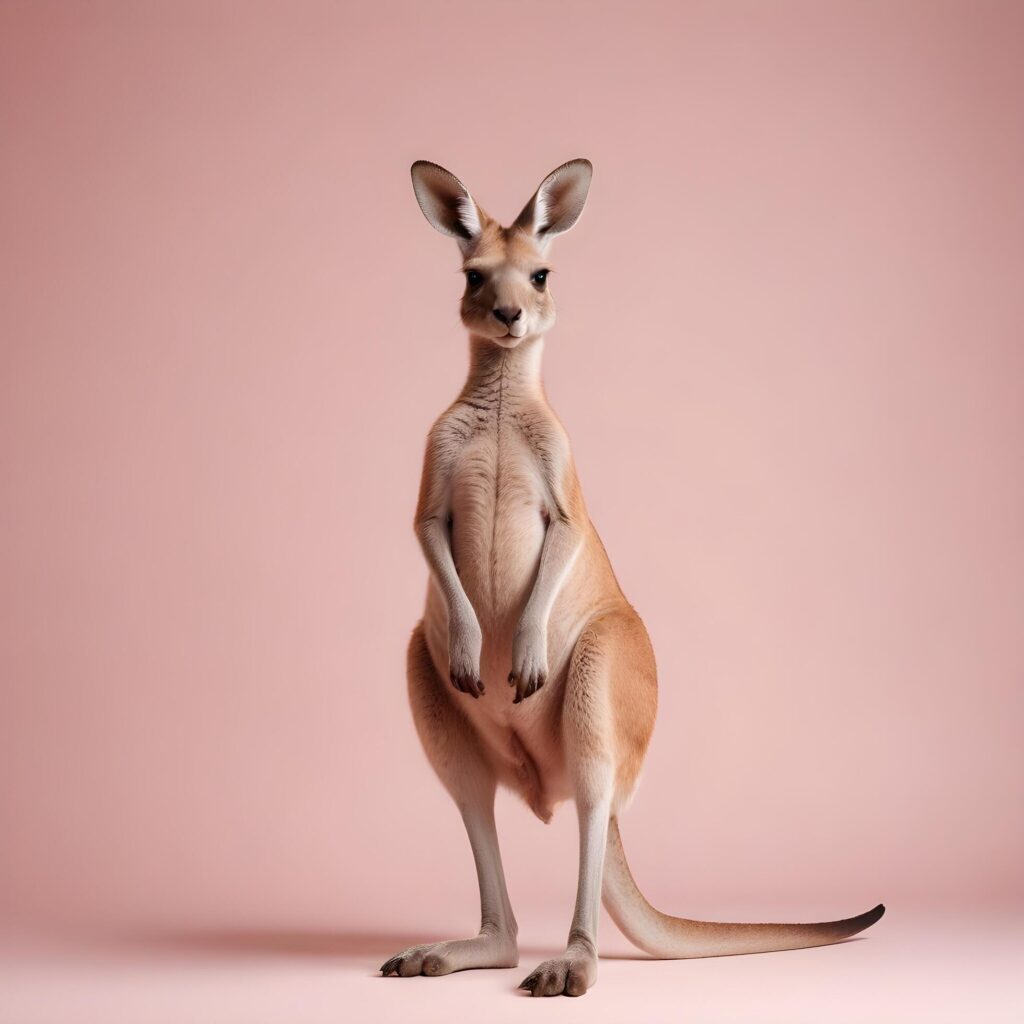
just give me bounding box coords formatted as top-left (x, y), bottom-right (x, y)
top-left (448, 418), bottom-right (550, 636)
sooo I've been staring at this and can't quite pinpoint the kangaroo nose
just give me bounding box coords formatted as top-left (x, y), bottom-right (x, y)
top-left (493, 306), bottom-right (522, 326)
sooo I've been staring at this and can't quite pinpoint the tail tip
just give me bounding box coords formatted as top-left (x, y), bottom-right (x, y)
top-left (835, 902), bottom-right (884, 940)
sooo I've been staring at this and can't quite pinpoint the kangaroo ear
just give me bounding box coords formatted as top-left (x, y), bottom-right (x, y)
top-left (411, 161), bottom-right (485, 251)
top-left (514, 158), bottom-right (593, 239)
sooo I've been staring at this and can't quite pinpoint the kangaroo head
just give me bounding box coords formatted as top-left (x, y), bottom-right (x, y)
top-left (411, 159), bottom-right (593, 348)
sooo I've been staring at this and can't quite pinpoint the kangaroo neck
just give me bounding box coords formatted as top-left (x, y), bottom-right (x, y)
top-left (460, 334), bottom-right (545, 407)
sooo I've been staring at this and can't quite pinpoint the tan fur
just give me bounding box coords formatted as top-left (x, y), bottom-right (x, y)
top-left (381, 160), bottom-right (884, 996)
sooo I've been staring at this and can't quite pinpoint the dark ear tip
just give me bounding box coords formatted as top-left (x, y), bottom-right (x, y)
top-left (411, 159), bottom-right (449, 177)
top-left (411, 161), bottom-right (465, 191)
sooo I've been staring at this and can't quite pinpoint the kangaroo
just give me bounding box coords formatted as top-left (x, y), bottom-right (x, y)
top-left (380, 159), bottom-right (885, 997)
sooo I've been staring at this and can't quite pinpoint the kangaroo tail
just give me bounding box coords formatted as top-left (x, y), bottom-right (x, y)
top-left (602, 816), bottom-right (885, 958)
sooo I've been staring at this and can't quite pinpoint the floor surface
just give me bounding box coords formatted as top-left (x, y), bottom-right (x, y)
top-left (3, 913), bottom-right (1021, 1023)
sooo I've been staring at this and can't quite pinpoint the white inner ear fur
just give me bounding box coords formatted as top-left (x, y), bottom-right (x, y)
top-left (456, 195), bottom-right (481, 238)
top-left (532, 190), bottom-right (549, 235)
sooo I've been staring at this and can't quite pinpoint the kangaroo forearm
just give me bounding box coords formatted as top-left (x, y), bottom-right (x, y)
top-left (522, 519), bottom-right (582, 626)
top-left (417, 517), bottom-right (474, 619)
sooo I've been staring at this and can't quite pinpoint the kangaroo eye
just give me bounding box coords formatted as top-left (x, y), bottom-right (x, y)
top-left (531, 269), bottom-right (549, 289)
top-left (465, 270), bottom-right (484, 288)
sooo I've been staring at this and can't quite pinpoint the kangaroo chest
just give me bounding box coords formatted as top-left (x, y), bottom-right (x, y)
top-left (448, 420), bottom-right (548, 632)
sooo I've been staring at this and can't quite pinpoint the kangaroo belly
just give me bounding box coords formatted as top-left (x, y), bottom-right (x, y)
top-left (450, 431), bottom-right (546, 633)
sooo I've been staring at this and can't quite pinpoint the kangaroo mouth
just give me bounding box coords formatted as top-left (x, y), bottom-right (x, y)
top-left (493, 334), bottom-right (521, 348)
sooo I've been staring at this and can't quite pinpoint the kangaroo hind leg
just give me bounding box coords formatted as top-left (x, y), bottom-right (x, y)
top-left (519, 609), bottom-right (655, 997)
top-left (380, 623), bottom-right (518, 978)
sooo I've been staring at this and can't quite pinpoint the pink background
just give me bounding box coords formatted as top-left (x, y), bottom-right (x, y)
top-left (1, 3), bottom-right (1022, 1016)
